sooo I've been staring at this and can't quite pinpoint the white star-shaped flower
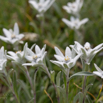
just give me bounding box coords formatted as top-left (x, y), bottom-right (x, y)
top-left (70, 41), bottom-right (103, 65)
top-left (7, 43), bottom-right (28, 64)
top-left (29, 0), bottom-right (55, 17)
top-left (93, 64), bottom-right (103, 79)
top-left (22, 44), bottom-right (47, 66)
top-left (62, 16), bottom-right (88, 29)
top-left (50, 47), bottom-right (81, 69)
top-left (0, 23), bottom-right (24, 45)
top-left (63, 0), bottom-right (83, 15)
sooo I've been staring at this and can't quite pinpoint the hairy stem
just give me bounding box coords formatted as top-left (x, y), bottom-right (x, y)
top-left (25, 69), bottom-right (36, 103)
top-left (42, 65), bottom-right (60, 103)
top-left (82, 64), bottom-right (88, 103)
top-left (66, 69), bottom-right (69, 103)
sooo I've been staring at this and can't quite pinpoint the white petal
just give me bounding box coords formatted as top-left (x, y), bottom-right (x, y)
top-left (0, 47), bottom-right (4, 59)
top-left (41, 52), bottom-right (47, 61)
top-left (65, 47), bottom-right (71, 57)
top-left (14, 23), bottom-right (19, 35)
top-left (74, 41), bottom-right (83, 49)
top-left (50, 60), bottom-right (64, 67)
top-left (40, 0), bottom-right (45, 3)
top-left (73, 54), bottom-right (81, 64)
top-left (94, 47), bottom-right (103, 54)
top-left (93, 43), bottom-right (103, 50)
top-left (7, 55), bottom-right (17, 61)
top-left (10, 39), bottom-right (18, 44)
top-left (25, 56), bottom-right (33, 62)
top-left (44, 0), bottom-right (55, 12)
top-left (3, 28), bottom-right (11, 38)
top-left (8, 51), bottom-right (16, 56)
top-left (63, 6), bottom-right (69, 11)
top-left (94, 64), bottom-right (103, 72)
top-left (62, 18), bottom-right (74, 29)
top-left (16, 34), bottom-right (24, 40)
top-left (29, 1), bottom-right (38, 10)
top-left (54, 55), bottom-right (64, 62)
top-left (35, 45), bottom-right (41, 54)
top-left (93, 71), bottom-right (102, 78)
top-left (23, 42), bottom-right (28, 55)
top-left (54, 47), bottom-right (64, 57)
top-left (39, 44), bottom-right (46, 55)
top-left (30, 43), bottom-right (36, 50)
top-left (26, 48), bottom-right (35, 56)
top-left (0, 36), bottom-right (10, 43)
top-left (43, 0), bottom-right (50, 7)
top-left (79, 18), bottom-right (89, 26)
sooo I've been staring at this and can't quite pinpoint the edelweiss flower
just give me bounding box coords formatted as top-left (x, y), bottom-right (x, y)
top-left (50, 47), bottom-right (81, 69)
top-left (70, 41), bottom-right (103, 65)
top-left (93, 64), bottom-right (103, 79)
top-left (0, 47), bottom-right (7, 70)
top-left (29, 0), bottom-right (55, 17)
top-left (62, 17), bottom-right (88, 29)
top-left (22, 44), bottom-right (47, 66)
top-left (63, 0), bottom-right (83, 15)
top-left (0, 23), bottom-right (24, 45)
top-left (7, 43), bottom-right (28, 64)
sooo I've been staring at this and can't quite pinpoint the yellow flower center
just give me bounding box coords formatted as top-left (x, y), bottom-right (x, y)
top-left (16, 50), bottom-right (21, 53)
top-left (65, 56), bottom-right (69, 61)
top-left (32, 55), bottom-right (37, 59)
top-left (11, 34), bottom-right (16, 38)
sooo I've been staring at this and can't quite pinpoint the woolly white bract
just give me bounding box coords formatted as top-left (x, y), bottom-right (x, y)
top-left (93, 64), bottom-right (103, 79)
top-left (70, 41), bottom-right (103, 65)
top-left (0, 23), bottom-right (24, 45)
top-left (50, 46), bottom-right (81, 69)
top-left (0, 47), bottom-right (7, 70)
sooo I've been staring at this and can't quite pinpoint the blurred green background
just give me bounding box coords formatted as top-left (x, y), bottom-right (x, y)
top-left (0, 0), bottom-right (103, 103)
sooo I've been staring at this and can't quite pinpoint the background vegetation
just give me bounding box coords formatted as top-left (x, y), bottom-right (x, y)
top-left (0, 0), bottom-right (103, 103)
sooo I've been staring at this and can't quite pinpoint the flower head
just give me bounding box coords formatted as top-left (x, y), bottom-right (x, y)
top-left (7, 43), bottom-right (28, 64)
top-left (70, 41), bottom-right (103, 65)
top-left (0, 23), bottom-right (24, 45)
top-left (22, 44), bottom-right (47, 66)
top-left (62, 17), bottom-right (88, 29)
top-left (29, 0), bottom-right (55, 17)
top-left (63, 0), bottom-right (83, 15)
top-left (50, 47), bottom-right (81, 69)
top-left (0, 47), bottom-right (7, 70)
top-left (93, 64), bottom-right (103, 79)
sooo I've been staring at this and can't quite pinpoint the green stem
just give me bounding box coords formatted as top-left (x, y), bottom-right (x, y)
top-left (66, 69), bottom-right (69, 103)
top-left (82, 64), bottom-right (88, 103)
top-left (25, 68), bottom-right (36, 103)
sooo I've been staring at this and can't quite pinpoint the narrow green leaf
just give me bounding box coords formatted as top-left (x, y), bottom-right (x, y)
top-left (56, 71), bottom-right (61, 86)
top-left (56, 71), bottom-right (61, 96)
top-left (17, 79), bottom-right (31, 99)
top-left (50, 71), bottom-right (55, 83)
top-left (69, 71), bottom-right (94, 80)
top-left (73, 92), bottom-right (83, 103)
